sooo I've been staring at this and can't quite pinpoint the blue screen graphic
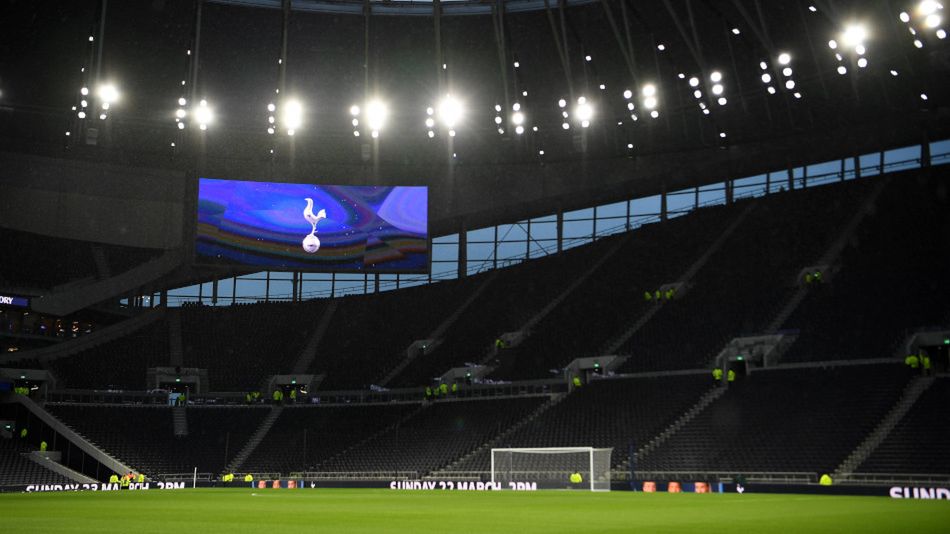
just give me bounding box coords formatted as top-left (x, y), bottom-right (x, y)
top-left (197, 178), bottom-right (428, 272)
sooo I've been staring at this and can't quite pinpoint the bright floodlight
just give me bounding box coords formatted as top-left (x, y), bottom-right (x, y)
top-left (841, 24), bottom-right (868, 48)
top-left (512, 111), bottom-right (525, 126)
top-left (437, 95), bottom-right (464, 128)
top-left (689, 77), bottom-right (700, 87)
top-left (919, 1), bottom-right (942, 16)
top-left (778, 53), bottom-right (791, 65)
top-left (710, 71), bottom-right (722, 83)
top-left (365, 99), bottom-right (388, 133)
top-left (642, 84), bottom-right (656, 97)
top-left (574, 99), bottom-right (593, 122)
top-left (623, 89), bottom-right (633, 99)
top-left (350, 105), bottom-right (360, 116)
top-left (194, 99), bottom-right (213, 128)
top-left (97, 84), bottom-right (119, 104)
top-left (925, 13), bottom-right (942, 27)
top-left (282, 99), bottom-right (303, 131)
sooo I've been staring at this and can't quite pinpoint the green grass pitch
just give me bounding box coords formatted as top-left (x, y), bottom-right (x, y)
top-left (2, 488), bottom-right (949, 533)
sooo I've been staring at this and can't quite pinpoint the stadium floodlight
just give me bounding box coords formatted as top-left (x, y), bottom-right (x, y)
top-left (437, 95), bottom-right (464, 129)
top-left (925, 13), bottom-right (942, 27)
top-left (350, 105), bottom-right (360, 116)
top-left (841, 24), bottom-right (868, 49)
top-left (80, 87), bottom-right (89, 96)
top-left (194, 99), bottom-right (213, 130)
top-left (622, 89), bottom-right (632, 99)
top-left (282, 98), bottom-right (303, 132)
top-left (178, 97), bottom-right (187, 106)
top-left (574, 97), bottom-right (593, 127)
top-left (918, 1), bottom-right (942, 16)
top-left (689, 77), bottom-right (700, 87)
top-left (778, 52), bottom-right (791, 65)
top-left (512, 111), bottom-right (525, 126)
top-left (365, 99), bottom-right (388, 134)
top-left (710, 71), bottom-right (722, 83)
top-left (97, 83), bottom-right (119, 104)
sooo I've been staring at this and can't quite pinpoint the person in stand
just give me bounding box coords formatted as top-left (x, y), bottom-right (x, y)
top-left (922, 353), bottom-right (932, 375)
top-left (244, 474), bottom-right (253, 483)
top-left (644, 291), bottom-right (653, 302)
top-left (451, 383), bottom-right (458, 395)
top-left (712, 368), bottom-right (723, 383)
top-left (727, 369), bottom-right (736, 383)
top-left (905, 353), bottom-right (920, 370)
top-left (19, 428), bottom-right (27, 439)
top-left (109, 473), bottom-right (120, 485)
top-left (137, 473), bottom-right (145, 484)
top-left (439, 383), bottom-right (448, 396)
top-left (572, 375), bottom-right (582, 388)
top-left (39, 440), bottom-right (47, 452)
top-left (424, 386), bottom-right (433, 400)
top-left (289, 388), bottom-right (297, 404)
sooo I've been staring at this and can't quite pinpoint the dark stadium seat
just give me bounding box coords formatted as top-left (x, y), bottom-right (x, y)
top-left (316, 397), bottom-right (547, 475)
top-left (45, 405), bottom-right (268, 476)
top-left (452, 374), bottom-right (711, 471)
top-left (638, 364), bottom-right (913, 475)
top-left (858, 377), bottom-right (950, 474)
top-left (780, 176), bottom-right (950, 363)
top-left (242, 403), bottom-right (419, 474)
top-left (0, 438), bottom-right (73, 487)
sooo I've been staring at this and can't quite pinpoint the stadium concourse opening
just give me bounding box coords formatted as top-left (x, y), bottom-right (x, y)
top-left (2, 0), bottom-right (950, 531)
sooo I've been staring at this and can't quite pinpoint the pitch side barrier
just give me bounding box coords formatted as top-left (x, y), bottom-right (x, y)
top-left (632, 480), bottom-right (950, 500)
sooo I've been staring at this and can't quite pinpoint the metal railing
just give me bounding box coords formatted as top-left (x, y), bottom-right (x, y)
top-left (836, 473), bottom-right (950, 486)
top-left (622, 471), bottom-right (818, 484)
top-left (288, 471), bottom-right (418, 481)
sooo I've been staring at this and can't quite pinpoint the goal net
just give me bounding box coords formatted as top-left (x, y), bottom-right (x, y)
top-left (491, 447), bottom-right (612, 491)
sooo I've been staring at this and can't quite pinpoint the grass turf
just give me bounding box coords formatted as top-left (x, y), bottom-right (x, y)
top-left (2, 488), bottom-right (949, 533)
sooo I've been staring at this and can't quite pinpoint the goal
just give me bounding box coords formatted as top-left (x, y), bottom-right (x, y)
top-left (491, 447), bottom-right (613, 491)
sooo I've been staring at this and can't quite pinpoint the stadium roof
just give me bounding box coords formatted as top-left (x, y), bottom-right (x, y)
top-left (0, 0), bottom-right (947, 235)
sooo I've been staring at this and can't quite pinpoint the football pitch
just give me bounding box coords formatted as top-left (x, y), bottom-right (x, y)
top-left (2, 488), bottom-right (949, 533)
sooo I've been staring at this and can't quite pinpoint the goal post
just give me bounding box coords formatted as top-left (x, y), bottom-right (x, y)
top-left (491, 447), bottom-right (613, 491)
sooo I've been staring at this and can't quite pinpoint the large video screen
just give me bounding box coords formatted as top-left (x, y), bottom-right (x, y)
top-left (197, 178), bottom-right (428, 272)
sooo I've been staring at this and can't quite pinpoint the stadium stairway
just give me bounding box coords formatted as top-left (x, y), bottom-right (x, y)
top-left (378, 270), bottom-right (500, 387)
top-left (834, 374), bottom-right (936, 477)
top-left (223, 406), bottom-right (283, 475)
top-left (5, 393), bottom-right (134, 476)
top-left (292, 300), bottom-right (339, 375)
top-left (25, 450), bottom-right (97, 484)
top-left (433, 392), bottom-right (568, 476)
top-left (173, 405), bottom-right (188, 437)
top-left (0, 307), bottom-right (164, 367)
top-left (630, 380), bottom-right (727, 464)
top-left (0, 440), bottom-right (73, 487)
top-left (599, 203), bottom-right (755, 358)
top-left (764, 177), bottom-right (887, 334)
